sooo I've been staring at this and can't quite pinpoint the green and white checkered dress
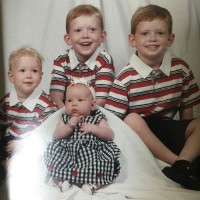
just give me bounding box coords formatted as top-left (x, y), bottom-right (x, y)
top-left (44, 109), bottom-right (120, 185)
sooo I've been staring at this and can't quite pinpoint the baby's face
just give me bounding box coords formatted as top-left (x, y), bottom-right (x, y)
top-left (65, 84), bottom-right (96, 118)
top-left (8, 56), bottom-right (43, 98)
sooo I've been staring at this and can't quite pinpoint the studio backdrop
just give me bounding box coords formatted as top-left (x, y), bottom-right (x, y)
top-left (1, 0), bottom-right (200, 114)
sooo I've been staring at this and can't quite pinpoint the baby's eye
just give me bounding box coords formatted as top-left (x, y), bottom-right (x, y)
top-left (78, 99), bottom-right (84, 102)
top-left (89, 28), bottom-right (96, 32)
top-left (67, 99), bottom-right (72, 103)
top-left (19, 69), bottom-right (25, 72)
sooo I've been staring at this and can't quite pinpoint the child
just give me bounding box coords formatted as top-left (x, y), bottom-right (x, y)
top-left (44, 79), bottom-right (120, 194)
top-left (105, 5), bottom-right (200, 190)
top-left (50, 4), bottom-right (115, 109)
top-left (0, 45), bottom-right (57, 177)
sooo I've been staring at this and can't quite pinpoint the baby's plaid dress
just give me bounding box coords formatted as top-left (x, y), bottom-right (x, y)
top-left (44, 109), bottom-right (120, 185)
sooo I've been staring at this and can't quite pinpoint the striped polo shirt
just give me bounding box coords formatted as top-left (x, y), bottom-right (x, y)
top-left (50, 45), bottom-right (115, 100)
top-left (105, 50), bottom-right (200, 119)
top-left (0, 87), bottom-right (57, 137)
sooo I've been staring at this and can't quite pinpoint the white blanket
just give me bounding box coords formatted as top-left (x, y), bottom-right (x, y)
top-left (4, 107), bottom-right (200, 200)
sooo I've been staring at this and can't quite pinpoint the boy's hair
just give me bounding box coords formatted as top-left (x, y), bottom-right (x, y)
top-left (131, 4), bottom-right (173, 34)
top-left (66, 4), bottom-right (104, 33)
top-left (9, 45), bottom-right (44, 71)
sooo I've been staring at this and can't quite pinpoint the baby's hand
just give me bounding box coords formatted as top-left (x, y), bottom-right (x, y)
top-left (68, 116), bottom-right (82, 129)
top-left (79, 123), bottom-right (95, 136)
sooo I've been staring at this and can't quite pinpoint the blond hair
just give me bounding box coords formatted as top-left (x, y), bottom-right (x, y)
top-left (131, 4), bottom-right (173, 34)
top-left (9, 45), bottom-right (44, 71)
top-left (65, 4), bottom-right (104, 33)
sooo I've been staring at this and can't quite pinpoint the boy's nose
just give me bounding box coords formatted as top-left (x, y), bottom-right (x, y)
top-left (149, 33), bottom-right (157, 41)
top-left (82, 30), bottom-right (89, 37)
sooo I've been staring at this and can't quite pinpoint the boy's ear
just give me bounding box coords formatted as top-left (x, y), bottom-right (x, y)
top-left (100, 31), bottom-right (107, 43)
top-left (128, 34), bottom-right (136, 48)
top-left (168, 33), bottom-right (175, 47)
top-left (8, 71), bottom-right (14, 83)
top-left (64, 33), bottom-right (72, 46)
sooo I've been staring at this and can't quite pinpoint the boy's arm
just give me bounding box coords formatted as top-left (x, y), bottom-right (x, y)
top-left (95, 63), bottom-right (115, 107)
top-left (95, 99), bottom-right (107, 107)
top-left (50, 91), bottom-right (65, 109)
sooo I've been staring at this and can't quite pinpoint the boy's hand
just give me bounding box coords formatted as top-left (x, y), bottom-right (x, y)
top-left (5, 140), bottom-right (18, 153)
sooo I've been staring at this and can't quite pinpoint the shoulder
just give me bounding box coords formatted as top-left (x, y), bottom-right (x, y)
top-left (0, 93), bottom-right (10, 105)
top-left (54, 49), bottom-right (70, 62)
top-left (91, 109), bottom-right (105, 118)
top-left (96, 49), bottom-right (113, 64)
top-left (171, 54), bottom-right (190, 70)
top-left (39, 91), bottom-right (57, 107)
top-left (117, 63), bottom-right (135, 81)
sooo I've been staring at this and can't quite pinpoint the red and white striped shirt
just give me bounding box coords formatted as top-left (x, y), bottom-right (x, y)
top-left (105, 50), bottom-right (200, 119)
top-left (50, 46), bottom-right (115, 100)
top-left (0, 87), bottom-right (57, 137)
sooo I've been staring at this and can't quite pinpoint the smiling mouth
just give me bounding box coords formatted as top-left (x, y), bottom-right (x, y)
top-left (80, 42), bottom-right (92, 46)
top-left (147, 45), bottom-right (159, 48)
top-left (24, 82), bottom-right (33, 84)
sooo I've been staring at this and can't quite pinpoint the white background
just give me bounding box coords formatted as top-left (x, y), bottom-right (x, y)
top-left (1, 0), bottom-right (200, 114)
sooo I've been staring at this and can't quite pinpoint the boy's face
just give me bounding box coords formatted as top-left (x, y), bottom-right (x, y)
top-left (64, 15), bottom-right (106, 63)
top-left (65, 84), bottom-right (96, 118)
top-left (129, 19), bottom-right (174, 65)
top-left (8, 56), bottom-right (43, 99)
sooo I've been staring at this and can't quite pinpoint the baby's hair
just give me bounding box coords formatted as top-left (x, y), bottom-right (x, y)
top-left (9, 45), bottom-right (44, 71)
top-left (131, 4), bottom-right (173, 34)
top-left (66, 4), bottom-right (104, 33)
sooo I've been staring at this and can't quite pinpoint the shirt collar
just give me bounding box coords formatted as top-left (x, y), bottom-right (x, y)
top-left (10, 86), bottom-right (42, 111)
top-left (69, 45), bottom-right (103, 70)
top-left (130, 50), bottom-right (171, 79)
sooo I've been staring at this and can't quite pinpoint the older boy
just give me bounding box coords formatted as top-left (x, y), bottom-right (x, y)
top-left (50, 4), bottom-right (115, 109)
top-left (105, 5), bottom-right (200, 190)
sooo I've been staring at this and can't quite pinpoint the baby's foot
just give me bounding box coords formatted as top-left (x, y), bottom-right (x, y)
top-left (59, 181), bottom-right (71, 192)
top-left (82, 183), bottom-right (96, 195)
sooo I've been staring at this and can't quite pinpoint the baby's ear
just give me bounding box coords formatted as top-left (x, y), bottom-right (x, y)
top-left (91, 100), bottom-right (97, 111)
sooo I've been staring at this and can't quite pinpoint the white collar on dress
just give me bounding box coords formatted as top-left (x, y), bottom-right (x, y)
top-left (10, 86), bottom-right (42, 112)
top-left (129, 49), bottom-right (171, 79)
top-left (69, 45), bottom-right (103, 70)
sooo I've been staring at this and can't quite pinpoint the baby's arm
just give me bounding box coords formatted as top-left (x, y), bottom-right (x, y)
top-left (54, 116), bottom-right (81, 139)
top-left (79, 119), bottom-right (113, 141)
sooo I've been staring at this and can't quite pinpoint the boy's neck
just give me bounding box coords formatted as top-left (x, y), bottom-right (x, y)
top-left (136, 51), bottom-right (162, 69)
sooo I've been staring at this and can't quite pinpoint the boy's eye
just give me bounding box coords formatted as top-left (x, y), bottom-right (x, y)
top-left (78, 99), bottom-right (83, 102)
top-left (67, 99), bottom-right (72, 102)
top-left (33, 69), bottom-right (39, 73)
top-left (141, 32), bottom-right (148, 36)
top-left (157, 32), bottom-right (165, 35)
top-left (74, 29), bottom-right (81, 33)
